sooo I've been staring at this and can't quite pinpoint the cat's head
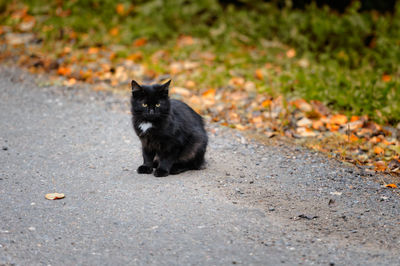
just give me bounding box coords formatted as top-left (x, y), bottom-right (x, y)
top-left (131, 80), bottom-right (171, 121)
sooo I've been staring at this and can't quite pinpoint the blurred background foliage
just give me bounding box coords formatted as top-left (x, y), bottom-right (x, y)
top-left (1, 0), bottom-right (399, 124)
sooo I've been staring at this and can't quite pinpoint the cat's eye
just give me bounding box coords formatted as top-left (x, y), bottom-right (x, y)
top-left (155, 103), bottom-right (161, 107)
top-left (142, 103), bottom-right (147, 107)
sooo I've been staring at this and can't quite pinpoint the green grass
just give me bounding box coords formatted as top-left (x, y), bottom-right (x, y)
top-left (1, 0), bottom-right (400, 124)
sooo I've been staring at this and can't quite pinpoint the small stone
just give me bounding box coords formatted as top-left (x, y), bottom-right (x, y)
top-left (268, 207), bottom-right (275, 212)
top-left (28, 227), bottom-right (36, 231)
top-left (2, 146), bottom-right (8, 151)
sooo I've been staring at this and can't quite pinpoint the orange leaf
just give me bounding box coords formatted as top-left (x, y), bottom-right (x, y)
top-left (291, 99), bottom-right (312, 112)
top-left (286, 48), bottom-right (296, 58)
top-left (261, 99), bottom-right (272, 108)
top-left (330, 114), bottom-right (348, 125)
top-left (57, 66), bottom-right (71, 76)
top-left (375, 161), bottom-right (386, 171)
top-left (382, 74), bottom-right (391, 82)
top-left (374, 146), bottom-right (384, 155)
top-left (88, 47), bottom-right (99, 54)
top-left (350, 116), bottom-right (359, 122)
top-left (45, 193), bottom-right (65, 200)
top-left (326, 123), bottom-right (339, 132)
top-left (127, 52), bottom-right (143, 61)
top-left (349, 134), bottom-right (359, 142)
top-left (202, 88), bottom-right (216, 98)
top-left (370, 136), bottom-right (382, 144)
top-left (109, 27), bottom-right (119, 36)
top-left (255, 69), bottom-right (263, 80)
top-left (134, 38), bottom-right (147, 47)
top-left (177, 35), bottom-right (194, 47)
top-left (251, 116), bottom-right (263, 124)
top-left (235, 124), bottom-right (247, 130)
top-left (312, 120), bottom-right (324, 130)
top-left (385, 184), bottom-right (397, 188)
top-left (116, 3), bottom-right (125, 15)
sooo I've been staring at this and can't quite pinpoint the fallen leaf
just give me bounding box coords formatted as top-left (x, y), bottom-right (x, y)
top-left (296, 127), bottom-right (317, 137)
top-left (296, 117), bottom-right (312, 128)
top-left (326, 123), bottom-right (340, 132)
top-left (177, 35), bottom-right (194, 46)
top-left (385, 184), bottom-right (397, 188)
top-left (292, 99), bottom-right (312, 112)
top-left (116, 3), bottom-right (125, 15)
top-left (382, 74), bottom-right (391, 82)
top-left (375, 161), bottom-right (386, 171)
top-left (202, 88), bottom-right (216, 98)
top-left (171, 87), bottom-right (191, 97)
top-left (229, 77), bottom-right (245, 87)
top-left (286, 48), bottom-right (296, 58)
top-left (330, 114), bottom-right (348, 125)
top-left (350, 116), bottom-right (360, 122)
top-left (127, 52), bottom-right (143, 61)
top-left (134, 38), bottom-right (147, 47)
top-left (45, 193), bottom-right (65, 200)
top-left (374, 146), bottom-right (384, 155)
top-left (109, 27), bottom-right (119, 36)
top-left (312, 120), bottom-right (324, 130)
top-left (57, 66), bottom-right (71, 76)
top-left (184, 80), bottom-right (196, 88)
top-left (88, 47), bottom-right (100, 54)
top-left (261, 99), bottom-right (272, 108)
top-left (255, 69), bottom-right (263, 80)
top-left (349, 134), bottom-right (359, 142)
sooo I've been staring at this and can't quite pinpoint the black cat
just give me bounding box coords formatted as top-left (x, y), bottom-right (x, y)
top-left (131, 80), bottom-right (208, 177)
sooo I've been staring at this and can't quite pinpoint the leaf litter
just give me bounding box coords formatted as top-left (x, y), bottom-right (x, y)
top-left (0, 7), bottom-right (399, 180)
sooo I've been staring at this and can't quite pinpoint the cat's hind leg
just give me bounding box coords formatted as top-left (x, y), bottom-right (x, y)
top-left (169, 163), bottom-right (189, 175)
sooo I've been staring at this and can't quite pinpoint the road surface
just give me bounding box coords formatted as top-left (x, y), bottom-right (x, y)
top-left (1, 66), bottom-right (399, 265)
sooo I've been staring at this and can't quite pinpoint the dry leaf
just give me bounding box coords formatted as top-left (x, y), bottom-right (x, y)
top-left (88, 47), bottom-right (99, 54)
top-left (374, 146), bottom-right (384, 155)
top-left (286, 48), bottom-right (296, 58)
top-left (109, 27), bottom-right (119, 36)
top-left (382, 75), bottom-right (391, 82)
top-left (261, 99), bottom-right (272, 108)
top-left (171, 87), bottom-right (191, 97)
top-left (177, 35), bottom-right (194, 47)
top-left (375, 161), bottom-right (386, 171)
top-left (292, 99), bottom-right (312, 112)
top-left (57, 66), bottom-right (71, 76)
top-left (202, 88), bottom-right (216, 98)
top-left (45, 193), bottom-right (65, 200)
top-left (330, 114), bottom-right (348, 125)
top-left (116, 3), bottom-right (125, 15)
top-left (349, 134), bottom-right (359, 142)
top-left (312, 120), bottom-right (324, 130)
top-left (255, 69), bottom-right (263, 80)
top-left (134, 38), bottom-right (147, 47)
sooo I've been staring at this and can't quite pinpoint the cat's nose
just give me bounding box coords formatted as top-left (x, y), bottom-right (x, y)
top-left (149, 109), bottom-right (154, 115)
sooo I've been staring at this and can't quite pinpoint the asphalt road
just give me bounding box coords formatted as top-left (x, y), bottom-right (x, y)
top-left (1, 66), bottom-right (399, 265)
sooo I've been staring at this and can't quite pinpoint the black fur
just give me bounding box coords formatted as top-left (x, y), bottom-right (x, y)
top-left (130, 80), bottom-right (208, 177)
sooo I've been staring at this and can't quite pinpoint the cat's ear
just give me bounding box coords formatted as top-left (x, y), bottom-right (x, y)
top-left (131, 80), bottom-right (142, 94)
top-left (160, 80), bottom-right (171, 95)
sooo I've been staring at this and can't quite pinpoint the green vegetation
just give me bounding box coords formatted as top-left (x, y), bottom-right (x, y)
top-left (2, 0), bottom-right (400, 124)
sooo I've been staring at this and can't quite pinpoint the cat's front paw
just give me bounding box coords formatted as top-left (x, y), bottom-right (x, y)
top-left (137, 165), bottom-right (153, 174)
top-left (154, 168), bottom-right (169, 177)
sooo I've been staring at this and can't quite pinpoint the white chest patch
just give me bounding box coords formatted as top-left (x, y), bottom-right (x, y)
top-left (138, 122), bottom-right (152, 133)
